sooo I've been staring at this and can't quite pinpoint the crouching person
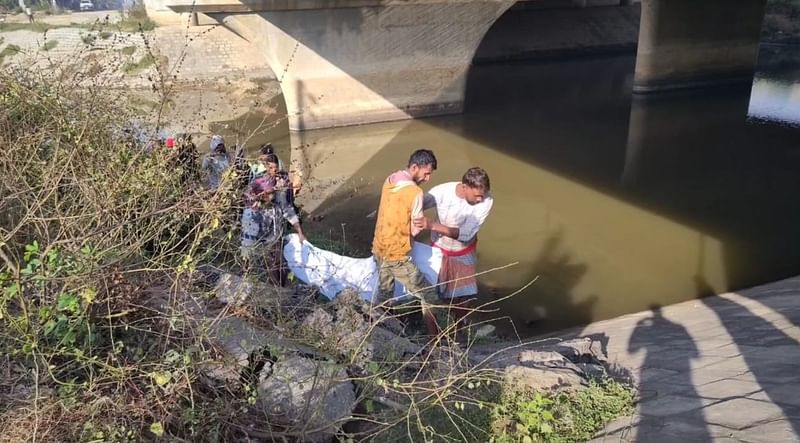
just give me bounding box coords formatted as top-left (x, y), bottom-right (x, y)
top-left (240, 176), bottom-right (305, 285)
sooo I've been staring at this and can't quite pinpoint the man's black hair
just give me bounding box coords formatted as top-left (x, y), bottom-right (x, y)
top-left (407, 149), bottom-right (437, 170)
top-left (462, 167), bottom-right (490, 191)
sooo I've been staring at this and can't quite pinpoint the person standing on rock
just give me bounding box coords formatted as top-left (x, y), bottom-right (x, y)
top-left (417, 167), bottom-right (493, 331)
top-left (201, 135), bottom-right (231, 191)
top-left (371, 149), bottom-right (440, 336)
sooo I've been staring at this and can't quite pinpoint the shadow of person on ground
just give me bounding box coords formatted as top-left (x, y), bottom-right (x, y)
top-left (622, 305), bottom-right (712, 442)
top-left (701, 294), bottom-right (800, 438)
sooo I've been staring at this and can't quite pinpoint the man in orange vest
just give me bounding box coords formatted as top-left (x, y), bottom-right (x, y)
top-left (372, 149), bottom-right (439, 336)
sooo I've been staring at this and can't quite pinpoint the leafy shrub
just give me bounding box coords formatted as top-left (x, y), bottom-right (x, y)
top-left (490, 379), bottom-right (635, 443)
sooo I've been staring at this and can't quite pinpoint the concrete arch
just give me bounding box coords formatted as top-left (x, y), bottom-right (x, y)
top-left (185, 0), bottom-right (519, 131)
top-left (160, 0), bottom-right (768, 131)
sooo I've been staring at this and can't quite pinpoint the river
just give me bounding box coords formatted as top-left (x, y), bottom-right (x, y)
top-left (218, 50), bottom-right (800, 335)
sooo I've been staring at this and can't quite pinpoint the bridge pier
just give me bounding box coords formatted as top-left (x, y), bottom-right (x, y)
top-left (633, 0), bottom-right (767, 93)
top-left (220, 2), bottom-right (514, 131)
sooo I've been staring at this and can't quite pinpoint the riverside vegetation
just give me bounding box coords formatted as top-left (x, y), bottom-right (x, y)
top-left (0, 27), bottom-right (634, 442)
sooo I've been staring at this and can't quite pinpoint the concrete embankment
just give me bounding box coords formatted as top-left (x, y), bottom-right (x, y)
top-left (541, 275), bottom-right (800, 441)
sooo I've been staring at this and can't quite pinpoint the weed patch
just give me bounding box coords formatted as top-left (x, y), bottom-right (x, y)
top-left (122, 53), bottom-right (155, 74)
top-left (0, 43), bottom-right (21, 62)
top-left (42, 39), bottom-right (58, 51)
top-left (490, 379), bottom-right (635, 442)
top-left (120, 45), bottom-right (136, 56)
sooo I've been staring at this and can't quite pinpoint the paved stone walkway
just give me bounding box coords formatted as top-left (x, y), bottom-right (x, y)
top-left (573, 276), bottom-right (800, 442)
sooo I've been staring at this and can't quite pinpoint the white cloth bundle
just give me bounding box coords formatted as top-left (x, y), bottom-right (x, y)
top-left (282, 234), bottom-right (442, 302)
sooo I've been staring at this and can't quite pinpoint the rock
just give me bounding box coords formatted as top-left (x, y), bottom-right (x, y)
top-left (553, 337), bottom-right (607, 364)
top-left (257, 356), bottom-right (356, 442)
top-left (215, 273), bottom-right (256, 305)
top-left (467, 335), bottom-right (613, 394)
top-left (519, 350), bottom-right (583, 373)
top-left (206, 316), bottom-right (272, 368)
top-left (300, 293), bottom-right (422, 366)
top-left (474, 324), bottom-right (496, 338)
top-left (576, 362), bottom-right (608, 378)
top-left (214, 272), bottom-right (292, 308)
top-left (504, 364), bottom-right (587, 392)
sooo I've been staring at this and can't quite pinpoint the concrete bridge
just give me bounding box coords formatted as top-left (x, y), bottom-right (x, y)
top-left (145, 0), bottom-right (767, 131)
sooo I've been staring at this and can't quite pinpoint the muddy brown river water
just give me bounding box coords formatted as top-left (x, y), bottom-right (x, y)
top-left (213, 52), bottom-right (800, 335)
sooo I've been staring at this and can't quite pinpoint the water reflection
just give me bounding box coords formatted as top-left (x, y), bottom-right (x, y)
top-left (289, 54), bottom-right (800, 334)
top-left (748, 77), bottom-right (800, 126)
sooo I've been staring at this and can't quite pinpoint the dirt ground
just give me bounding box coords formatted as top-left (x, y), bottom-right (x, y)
top-left (1, 9), bottom-right (118, 25)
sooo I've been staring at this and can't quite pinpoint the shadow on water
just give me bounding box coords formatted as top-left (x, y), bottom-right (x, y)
top-left (626, 305), bottom-right (712, 442)
top-left (700, 293), bottom-right (800, 437)
top-left (480, 230), bottom-right (597, 337)
top-left (297, 51), bottom-right (800, 336)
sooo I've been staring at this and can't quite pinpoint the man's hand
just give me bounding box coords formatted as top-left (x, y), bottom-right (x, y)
top-left (294, 224), bottom-right (306, 244)
top-left (413, 216), bottom-right (432, 231)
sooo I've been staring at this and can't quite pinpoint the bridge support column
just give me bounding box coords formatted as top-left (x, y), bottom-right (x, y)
top-left (224, 2), bottom-right (514, 131)
top-left (633, 0), bottom-right (766, 93)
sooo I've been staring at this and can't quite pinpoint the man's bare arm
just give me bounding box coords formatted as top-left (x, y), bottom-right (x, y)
top-left (415, 217), bottom-right (459, 239)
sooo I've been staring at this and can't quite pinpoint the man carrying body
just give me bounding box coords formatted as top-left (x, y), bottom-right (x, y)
top-left (372, 149), bottom-right (440, 336)
top-left (417, 167), bottom-right (493, 330)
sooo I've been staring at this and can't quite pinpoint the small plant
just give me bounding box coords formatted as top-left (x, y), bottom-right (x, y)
top-left (100, 31), bottom-right (113, 40)
top-left (0, 43), bottom-right (21, 62)
top-left (118, 3), bottom-right (157, 32)
top-left (42, 39), bottom-right (59, 51)
top-left (81, 33), bottom-right (96, 45)
top-left (122, 53), bottom-right (155, 74)
top-left (489, 379), bottom-right (634, 442)
top-left (120, 45), bottom-right (137, 56)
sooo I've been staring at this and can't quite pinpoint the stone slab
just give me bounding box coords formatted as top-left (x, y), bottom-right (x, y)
top-left (703, 398), bottom-right (783, 430)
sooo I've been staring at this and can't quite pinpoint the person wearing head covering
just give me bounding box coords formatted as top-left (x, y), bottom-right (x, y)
top-left (201, 135), bottom-right (231, 190)
top-left (240, 173), bottom-right (305, 285)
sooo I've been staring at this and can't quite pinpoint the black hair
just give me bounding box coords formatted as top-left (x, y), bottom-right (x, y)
top-left (407, 149), bottom-right (437, 170)
top-left (263, 153), bottom-right (279, 165)
top-left (260, 143), bottom-right (274, 156)
top-left (462, 167), bottom-right (490, 191)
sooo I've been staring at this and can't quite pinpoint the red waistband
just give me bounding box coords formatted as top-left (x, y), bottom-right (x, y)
top-left (433, 239), bottom-right (477, 257)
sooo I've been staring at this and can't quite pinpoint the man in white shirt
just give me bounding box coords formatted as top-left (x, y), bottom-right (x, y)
top-left (417, 167), bottom-right (493, 328)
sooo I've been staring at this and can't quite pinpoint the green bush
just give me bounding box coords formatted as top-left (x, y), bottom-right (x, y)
top-left (490, 379), bottom-right (635, 443)
top-left (0, 55), bottom-right (233, 440)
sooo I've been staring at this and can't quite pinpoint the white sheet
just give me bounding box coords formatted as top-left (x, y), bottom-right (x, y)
top-left (283, 234), bottom-right (442, 302)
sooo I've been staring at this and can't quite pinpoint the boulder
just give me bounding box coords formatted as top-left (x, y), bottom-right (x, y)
top-left (552, 337), bottom-right (607, 364)
top-left (257, 355), bottom-right (356, 442)
top-left (215, 273), bottom-right (258, 305)
top-left (504, 365), bottom-right (587, 392)
top-left (300, 293), bottom-right (422, 367)
top-left (468, 335), bottom-right (612, 394)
